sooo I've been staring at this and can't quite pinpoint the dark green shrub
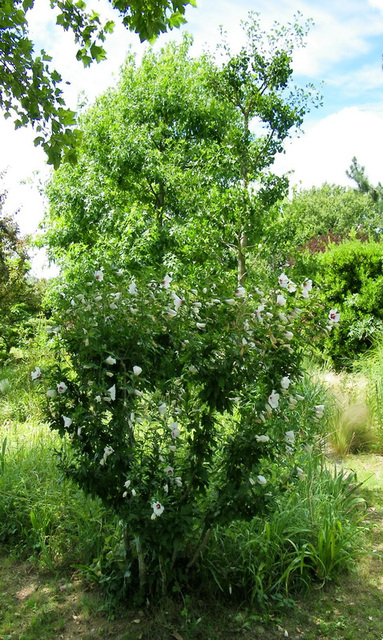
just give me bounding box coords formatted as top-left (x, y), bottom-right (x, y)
top-left (315, 240), bottom-right (383, 368)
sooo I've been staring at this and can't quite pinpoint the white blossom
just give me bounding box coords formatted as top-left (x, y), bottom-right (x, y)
top-left (94, 270), bottom-right (103, 281)
top-left (278, 273), bottom-right (289, 288)
top-left (31, 366), bottom-right (41, 381)
top-left (281, 376), bottom-right (290, 390)
top-left (151, 501), bottom-right (164, 517)
top-left (268, 390), bottom-right (279, 409)
top-left (255, 435), bottom-right (270, 443)
top-left (108, 384), bottom-right (116, 401)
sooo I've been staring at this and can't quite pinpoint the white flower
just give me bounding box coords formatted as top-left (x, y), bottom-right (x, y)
top-left (296, 467), bottom-right (305, 481)
top-left (57, 381), bottom-right (67, 394)
top-left (175, 477), bottom-right (182, 487)
top-left (188, 365), bottom-right (198, 373)
top-left (31, 366), bottom-right (41, 381)
top-left (95, 395), bottom-right (101, 403)
top-left (163, 484), bottom-right (169, 493)
top-left (284, 331), bottom-right (294, 341)
top-left (285, 430), bottom-right (295, 444)
top-left (302, 279), bottom-right (312, 292)
top-left (107, 384), bottom-right (116, 401)
top-left (328, 308), bottom-right (340, 323)
top-left (225, 298), bottom-right (235, 304)
top-left (100, 445), bottom-right (114, 465)
top-left (277, 294), bottom-right (286, 306)
top-left (134, 389), bottom-right (143, 397)
top-left (46, 389), bottom-right (57, 398)
top-left (236, 286), bottom-right (246, 297)
top-left (255, 435), bottom-right (270, 443)
top-left (278, 273), bottom-right (289, 288)
top-left (105, 356), bottom-right (116, 365)
top-left (94, 270), bottom-right (103, 282)
top-left (124, 480), bottom-right (131, 489)
top-left (249, 477), bottom-right (255, 485)
top-left (170, 422), bottom-right (180, 438)
top-left (162, 274), bottom-right (172, 289)
top-left (106, 371), bottom-right (114, 377)
top-left (315, 404), bottom-right (325, 418)
top-left (128, 280), bottom-right (137, 295)
top-left (257, 475), bottom-right (267, 485)
top-left (131, 488), bottom-right (137, 497)
top-left (94, 295), bottom-right (102, 302)
top-left (63, 416), bottom-right (72, 428)
top-left (287, 281), bottom-right (297, 293)
top-left (167, 308), bottom-right (178, 318)
top-left (268, 391), bottom-right (279, 409)
top-left (196, 322), bottom-right (206, 329)
top-left (172, 293), bottom-right (183, 309)
top-left (302, 288), bottom-right (309, 299)
top-left (152, 501), bottom-right (164, 517)
top-left (281, 376), bottom-right (290, 390)
top-left (164, 466), bottom-right (174, 475)
top-left (158, 402), bottom-right (167, 415)
top-left (133, 366), bottom-right (142, 376)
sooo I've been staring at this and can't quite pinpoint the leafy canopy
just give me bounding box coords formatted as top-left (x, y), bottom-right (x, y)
top-left (0, 0), bottom-right (195, 167)
top-left (42, 16), bottom-right (319, 284)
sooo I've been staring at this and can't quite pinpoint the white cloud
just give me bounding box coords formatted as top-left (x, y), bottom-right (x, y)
top-left (274, 107), bottom-right (383, 189)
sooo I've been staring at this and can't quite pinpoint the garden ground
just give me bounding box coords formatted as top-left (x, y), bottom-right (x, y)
top-left (1, 454), bottom-right (382, 640)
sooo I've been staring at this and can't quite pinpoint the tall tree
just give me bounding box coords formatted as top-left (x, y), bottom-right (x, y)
top-left (209, 13), bottom-right (319, 282)
top-left (0, 0), bottom-right (195, 167)
top-left (0, 180), bottom-right (43, 356)
top-left (347, 156), bottom-right (383, 206)
top-left (42, 14), bottom-right (319, 284)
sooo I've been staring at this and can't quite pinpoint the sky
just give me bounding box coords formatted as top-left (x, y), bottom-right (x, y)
top-left (1, 0), bottom-right (383, 274)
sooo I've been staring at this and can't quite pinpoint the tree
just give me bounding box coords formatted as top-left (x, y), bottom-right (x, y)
top-left (0, 0), bottom-right (195, 167)
top-left (347, 156), bottom-right (383, 208)
top-left (0, 180), bottom-right (43, 357)
top-left (42, 15), bottom-right (319, 283)
top-left (209, 13), bottom-right (320, 283)
top-left (262, 183), bottom-right (380, 269)
top-left (34, 15), bottom-right (330, 597)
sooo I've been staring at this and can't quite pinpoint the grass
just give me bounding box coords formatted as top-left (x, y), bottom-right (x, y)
top-left (1, 357), bottom-right (382, 639)
top-left (0, 473), bottom-right (382, 640)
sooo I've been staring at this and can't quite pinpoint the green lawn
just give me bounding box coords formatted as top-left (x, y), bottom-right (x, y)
top-left (0, 453), bottom-right (382, 640)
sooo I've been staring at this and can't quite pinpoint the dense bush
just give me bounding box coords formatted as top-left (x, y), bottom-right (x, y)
top-left (314, 240), bottom-right (383, 368)
top-left (29, 257), bottom-right (335, 598)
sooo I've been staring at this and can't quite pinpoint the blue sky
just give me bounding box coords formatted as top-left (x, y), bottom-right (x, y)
top-left (1, 0), bottom-right (383, 272)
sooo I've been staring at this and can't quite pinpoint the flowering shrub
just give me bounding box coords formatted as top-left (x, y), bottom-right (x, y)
top-left (33, 262), bottom-right (336, 596)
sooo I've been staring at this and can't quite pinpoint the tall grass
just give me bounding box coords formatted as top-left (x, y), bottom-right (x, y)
top-left (199, 454), bottom-right (366, 607)
top-left (355, 336), bottom-right (383, 448)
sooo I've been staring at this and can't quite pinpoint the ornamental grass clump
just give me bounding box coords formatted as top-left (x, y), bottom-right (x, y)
top-left (32, 260), bottom-right (337, 598)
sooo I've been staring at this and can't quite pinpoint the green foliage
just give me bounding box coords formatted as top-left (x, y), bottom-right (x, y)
top-left (347, 156), bottom-right (383, 210)
top-left (199, 456), bottom-right (366, 605)
top-left (263, 184), bottom-right (379, 269)
top-left (32, 255), bottom-right (331, 597)
top-left (314, 240), bottom-right (383, 368)
top-left (0, 0), bottom-right (195, 166)
top-left (41, 17), bottom-right (319, 282)
top-left (0, 186), bottom-right (45, 360)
